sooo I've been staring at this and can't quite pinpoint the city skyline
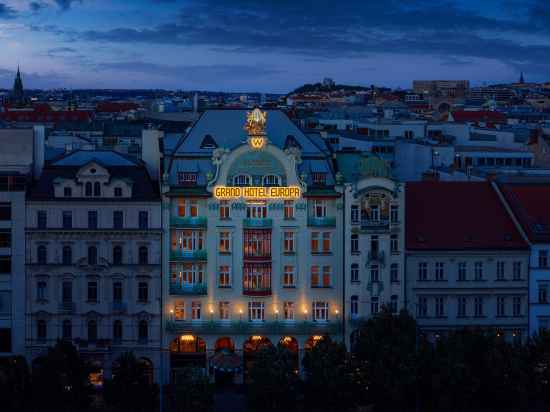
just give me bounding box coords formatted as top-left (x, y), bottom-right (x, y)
top-left (0, 0), bottom-right (549, 92)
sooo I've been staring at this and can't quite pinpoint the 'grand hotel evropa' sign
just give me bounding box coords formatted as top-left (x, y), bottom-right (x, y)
top-left (214, 108), bottom-right (303, 201)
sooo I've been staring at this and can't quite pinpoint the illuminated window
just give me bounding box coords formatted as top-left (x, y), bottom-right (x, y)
top-left (219, 302), bottom-right (230, 320)
top-left (283, 301), bottom-right (295, 320)
top-left (243, 263), bottom-right (271, 291)
top-left (248, 301), bottom-right (264, 321)
top-left (244, 230), bottom-right (271, 257)
top-left (192, 301), bottom-right (201, 320)
top-left (311, 266), bottom-right (320, 287)
top-left (218, 265), bottom-right (231, 287)
top-left (172, 263), bottom-right (205, 287)
top-left (219, 201), bottom-right (230, 219)
top-left (322, 232), bottom-right (331, 253)
top-left (174, 301), bottom-right (185, 320)
top-left (284, 200), bottom-right (294, 219)
top-left (283, 231), bottom-right (295, 253)
top-left (322, 266), bottom-right (331, 287)
top-left (219, 232), bottom-right (230, 253)
top-left (283, 265), bottom-right (295, 287)
top-left (311, 232), bottom-right (320, 253)
top-left (312, 301), bottom-right (328, 321)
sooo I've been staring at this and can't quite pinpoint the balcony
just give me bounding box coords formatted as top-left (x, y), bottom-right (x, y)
top-left (367, 250), bottom-right (385, 265)
top-left (361, 218), bottom-right (390, 231)
top-left (58, 302), bottom-right (76, 313)
top-left (170, 250), bottom-right (207, 261)
top-left (166, 319), bottom-right (342, 335)
top-left (169, 283), bottom-right (208, 296)
top-left (170, 216), bottom-right (207, 228)
top-left (243, 287), bottom-right (272, 297)
top-left (307, 216), bottom-right (336, 227)
top-left (243, 218), bottom-right (272, 229)
top-left (111, 302), bottom-right (127, 313)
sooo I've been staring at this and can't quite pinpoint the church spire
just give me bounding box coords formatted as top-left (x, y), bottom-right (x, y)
top-left (12, 66), bottom-right (25, 106)
top-left (519, 71), bottom-right (525, 84)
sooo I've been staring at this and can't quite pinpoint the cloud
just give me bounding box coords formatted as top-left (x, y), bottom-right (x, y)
top-left (0, 2), bottom-right (16, 18)
top-left (53, 0), bottom-right (81, 10)
top-left (0, 66), bottom-right (69, 88)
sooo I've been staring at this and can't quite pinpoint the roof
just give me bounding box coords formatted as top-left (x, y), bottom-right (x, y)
top-left (499, 182), bottom-right (550, 243)
top-left (451, 110), bottom-right (507, 124)
top-left (406, 181), bottom-right (527, 251)
top-left (51, 150), bottom-right (137, 167)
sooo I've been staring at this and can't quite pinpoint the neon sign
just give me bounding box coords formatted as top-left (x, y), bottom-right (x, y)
top-left (214, 186), bottom-right (301, 200)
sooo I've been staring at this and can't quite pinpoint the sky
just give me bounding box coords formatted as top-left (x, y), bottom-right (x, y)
top-left (0, 0), bottom-right (549, 92)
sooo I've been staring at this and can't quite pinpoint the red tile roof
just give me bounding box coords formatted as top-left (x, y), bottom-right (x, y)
top-left (499, 183), bottom-right (550, 243)
top-left (451, 110), bottom-right (507, 125)
top-left (406, 181), bottom-right (527, 251)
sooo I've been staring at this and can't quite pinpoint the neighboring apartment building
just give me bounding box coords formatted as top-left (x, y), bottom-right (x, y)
top-left (496, 179), bottom-right (550, 335)
top-left (25, 149), bottom-right (162, 382)
top-left (412, 80), bottom-right (470, 98)
top-left (405, 182), bottom-right (530, 341)
top-left (161, 109), bottom-right (343, 383)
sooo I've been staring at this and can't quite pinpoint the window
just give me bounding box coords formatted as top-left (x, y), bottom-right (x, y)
top-left (37, 245), bottom-right (47, 264)
top-left (178, 172), bottom-right (198, 186)
top-left (139, 211), bottom-right (149, 229)
top-left (283, 232), bottom-right (295, 253)
top-left (234, 174), bottom-right (251, 186)
top-left (371, 297), bottom-right (379, 314)
top-left (0, 257), bottom-right (10, 274)
top-left (191, 301), bottom-right (202, 320)
top-left (457, 296), bottom-right (467, 318)
top-left (312, 200), bottom-right (327, 217)
top-left (370, 265), bottom-right (379, 282)
top-left (88, 211), bottom-right (98, 229)
top-left (435, 262), bottom-right (445, 281)
top-left (176, 198), bottom-right (199, 217)
top-left (62, 211), bottom-right (72, 229)
top-left (174, 301), bottom-right (185, 320)
top-left (243, 263), bottom-right (271, 291)
top-left (0, 291), bottom-right (10, 316)
top-left (458, 262), bottom-right (467, 281)
top-left (138, 320), bottom-right (148, 341)
top-left (246, 203), bottom-right (267, 219)
top-left (87, 281), bottom-right (98, 303)
top-left (37, 210), bottom-right (47, 229)
top-left (283, 302), bottom-right (295, 320)
top-left (322, 232), bottom-right (331, 253)
top-left (138, 246), bottom-right (148, 265)
top-left (0, 203), bottom-right (11, 221)
top-left (311, 266), bottom-right (330, 288)
top-left (219, 232), bottom-right (231, 253)
top-left (539, 284), bottom-right (548, 303)
top-left (219, 302), bottom-right (230, 320)
top-left (539, 250), bottom-right (549, 268)
top-left (88, 246), bottom-right (97, 265)
top-left (113, 282), bottom-right (123, 302)
top-left (474, 296), bottom-right (484, 317)
top-left (113, 211), bottom-right (123, 229)
top-left (171, 263), bottom-right (205, 288)
top-left (62, 246), bottom-right (72, 265)
top-left (390, 205), bottom-right (399, 223)
top-left (138, 282), bottom-right (148, 303)
top-left (219, 201), bottom-right (230, 219)
top-left (93, 182), bottom-right (101, 197)
top-left (496, 261), bottom-right (505, 281)
top-left (474, 262), bottom-right (483, 281)
top-left (350, 296), bottom-right (358, 318)
top-left (174, 230), bottom-right (204, 252)
top-left (513, 296), bottom-right (521, 317)
top-left (312, 173), bottom-right (327, 186)
top-left (113, 246), bottom-right (123, 265)
top-left (248, 302), bottom-right (265, 321)
top-left (37, 320), bottom-right (47, 341)
top-left (418, 262), bottom-right (428, 281)
top-left (417, 296), bottom-right (427, 318)
top-left (85, 182), bottom-right (92, 197)
top-left (435, 297), bottom-right (445, 318)
top-left (311, 232), bottom-right (319, 253)
top-left (113, 320), bottom-right (123, 341)
top-left (284, 200), bottom-right (294, 219)
top-left (390, 235), bottom-right (398, 253)
top-left (64, 187), bottom-right (72, 197)
top-left (283, 265), bottom-right (295, 287)
top-left (62, 281), bottom-right (72, 303)
top-left (390, 295), bottom-right (398, 313)
top-left (114, 187), bottom-right (123, 197)
top-left (218, 266), bottom-right (231, 287)
top-left (351, 234), bottom-right (359, 253)
top-left (351, 205), bottom-right (359, 224)
top-left (351, 263), bottom-right (359, 283)
top-left (513, 261), bottom-right (522, 280)
top-left (370, 205), bottom-right (380, 221)
top-left (313, 301), bottom-right (329, 321)
top-left (263, 175), bottom-right (280, 187)
top-left (497, 296), bottom-right (505, 317)
top-left (62, 320), bottom-right (72, 340)
top-left (390, 263), bottom-right (399, 282)
top-left (37, 281), bottom-right (47, 301)
top-left (88, 320), bottom-right (97, 342)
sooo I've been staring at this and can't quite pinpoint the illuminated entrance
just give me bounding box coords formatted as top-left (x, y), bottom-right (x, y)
top-left (243, 336), bottom-right (273, 381)
top-left (211, 337), bottom-right (241, 386)
top-left (279, 336), bottom-right (299, 372)
top-left (170, 335), bottom-right (206, 383)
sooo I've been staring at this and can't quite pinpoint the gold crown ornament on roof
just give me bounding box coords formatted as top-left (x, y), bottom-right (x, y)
top-left (245, 108), bottom-right (267, 136)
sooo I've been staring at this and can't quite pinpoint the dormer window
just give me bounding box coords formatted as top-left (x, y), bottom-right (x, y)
top-left (200, 134), bottom-right (218, 149)
top-left (312, 173), bottom-right (327, 186)
top-left (177, 172), bottom-right (198, 186)
top-left (85, 182), bottom-right (92, 197)
top-left (262, 175), bottom-right (280, 187)
top-left (233, 174), bottom-right (251, 187)
top-left (114, 187), bottom-right (123, 197)
top-left (64, 187), bottom-right (72, 197)
top-left (94, 182), bottom-right (101, 197)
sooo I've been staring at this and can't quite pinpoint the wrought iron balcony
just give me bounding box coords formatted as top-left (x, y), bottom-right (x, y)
top-left (170, 250), bottom-right (207, 261)
top-left (307, 216), bottom-right (336, 227)
top-left (243, 218), bottom-right (272, 229)
top-left (169, 283), bottom-right (208, 296)
top-left (361, 218), bottom-right (390, 231)
top-left (58, 302), bottom-right (76, 313)
top-left (170, 216), bottom-right (208, 228)
top-left (166, 319), bottom-right (342, 335)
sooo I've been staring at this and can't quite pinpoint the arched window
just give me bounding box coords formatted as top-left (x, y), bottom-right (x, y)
top-left (138, 246), bottom-right (148, 265)
top-left (113, 320), bottom-right (123, 342)
top-left (113, 246), bottom-right (123, 265)
top-left (233, 174), bottom-right (251, 187)
top-left (62, 246), bottom-right (72, 265)
top-left (37, 320), bottom-right (47, 341)
top-left (62, 320), bottom-right (72, 340)
top-left (138, 320), bottom-right (148, 341)
top-left (37, 245), bottom-right (47, 264)
top-left (88, 320), bottom-right (97, 342)
top-left (93, 182), bottom-right (101, 197)
top-left (88, 246), bottom-right (97, 265)
top-left (262, 174), bottom-right (280, 187)
top-left (85, 182), bottom-right (92, 197)
top-left (351, 295), bottom-right (359, 318)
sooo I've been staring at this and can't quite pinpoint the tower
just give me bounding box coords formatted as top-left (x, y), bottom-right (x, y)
top-left (519, 72), bottom-right (525, 84)
top-left (12, 66), bottom-right (25, 106)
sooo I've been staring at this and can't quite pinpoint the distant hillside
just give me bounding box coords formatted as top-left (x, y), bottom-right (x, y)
top-left (290, 83), bottom-right (370, 94)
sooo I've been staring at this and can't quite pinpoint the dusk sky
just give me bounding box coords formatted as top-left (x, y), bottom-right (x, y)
top-left (0, 0), bottom-right (549, 92)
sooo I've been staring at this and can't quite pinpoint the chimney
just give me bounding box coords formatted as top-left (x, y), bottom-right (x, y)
top-left (141, 129), bottom-right (163, 181)
top-left (33, 125), bottom-right (45, 178)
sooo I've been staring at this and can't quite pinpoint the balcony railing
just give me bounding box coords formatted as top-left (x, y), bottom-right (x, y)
top-left (243, 287), bottom-right (272, 296)
top-left (166, 319), bottom-right (342, 335)
top-left (170, 250), bottom-right (207, 261)
top-left (367, 250), bottom-right (385, 265)
top-left (170, 216), bottom-right (208, 228)
top-left (59, 302), bottom-right (76, 313)
top-left (361, 218), bottom-right (390, 230)
top-left (243, 218), bottom-right (272, 229)
top-left (307, 216), bottom-right (336, 227)
top-left (169, 283), bottom-right (208, 296)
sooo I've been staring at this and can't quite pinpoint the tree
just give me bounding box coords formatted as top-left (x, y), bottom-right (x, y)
top-left (0, 356), bottom-right (31, 411)
top-left (103, 352), bottom-right (159, 412)
top-left (247, 345), bottom-right (302, 411)
top-left (168, 367), bottom-right (213, 412)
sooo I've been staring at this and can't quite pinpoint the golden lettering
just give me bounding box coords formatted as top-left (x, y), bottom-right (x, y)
top-left (213, 186), bottom-right (301, 200)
